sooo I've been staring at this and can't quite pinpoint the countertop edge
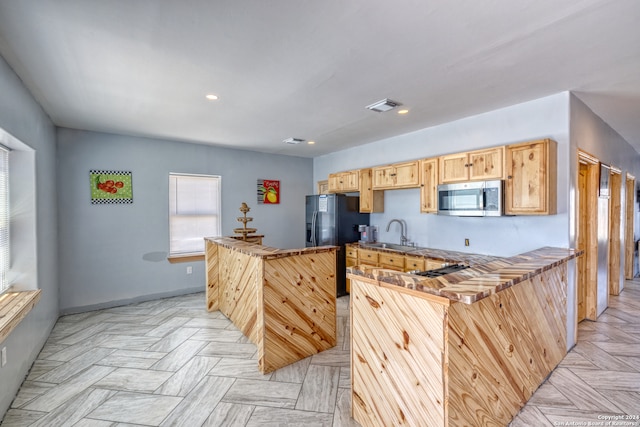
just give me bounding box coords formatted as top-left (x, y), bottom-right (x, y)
top-left (348, 246), bottom-right (582, 304)
top-left (206, 236), bottom-right (338, 259)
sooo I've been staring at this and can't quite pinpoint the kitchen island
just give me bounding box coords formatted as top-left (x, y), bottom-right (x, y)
top-left (205, 237), bottom-right (338, 373)
top-left (348, 246), bottom-right (580, 427)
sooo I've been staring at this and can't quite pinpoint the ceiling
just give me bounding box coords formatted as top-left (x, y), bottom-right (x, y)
top-left (0, 0), bottom-right (639, 158)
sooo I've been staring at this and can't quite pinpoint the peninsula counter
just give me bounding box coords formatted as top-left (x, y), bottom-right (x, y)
top-left (348, 246), bottom-right (580, 427)
top-left (205, 237), bottom-right (338, 373)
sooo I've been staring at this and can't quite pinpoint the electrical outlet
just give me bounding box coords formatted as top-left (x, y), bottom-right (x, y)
top-left (1, 347), bottom-right (6, 367)
top-left (186, 266), bottom-right (192, 275)
top-left (464, 238), bottom-right (470, 246)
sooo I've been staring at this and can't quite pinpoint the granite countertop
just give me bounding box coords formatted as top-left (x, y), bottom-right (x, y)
top-left (347, 246), bottom-right (582, 304)
top-left (205, 236), bottom-right (338, 260)
top-left (349, 242), bottom-right (503, 266)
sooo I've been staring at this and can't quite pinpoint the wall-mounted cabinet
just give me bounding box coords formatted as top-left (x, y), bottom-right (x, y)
top-left (372, 161), bottom-right (420, 190)
top-left (328, 170), bottom-right (359, 193)
top-left (505, 139), bottom-right (557, 215)
top-left (439, 146), bottom-right (504, 184)
top-left (420, 158), bottom-right (439, 213)
top-left (359, 168), bottom-right (384, 213)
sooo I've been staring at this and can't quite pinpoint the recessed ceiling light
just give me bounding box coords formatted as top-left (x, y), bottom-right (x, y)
top-left (308, 140), bottom-right (316, 145)
top-left (397, 109), bottom-right (409, 115)
top-left (205, 94), bottom-right (218, 100)
top-left (283, 137), bottom-right (305, 145)
top-left (366, 98), bottom-right (402, 113)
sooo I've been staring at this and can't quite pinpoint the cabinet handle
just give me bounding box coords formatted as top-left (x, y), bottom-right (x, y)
top-left (507, 175), bottom-right (512, 179)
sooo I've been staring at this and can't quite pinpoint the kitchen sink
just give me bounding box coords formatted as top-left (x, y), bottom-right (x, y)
top-left (361, 242), bottom-right (424, 252)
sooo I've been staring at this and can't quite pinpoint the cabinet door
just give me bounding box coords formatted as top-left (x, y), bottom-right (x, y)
top-left (420, 158), bottom-right (438, 213)
top-left (372, 166), bottom-right (395, 189)
top-left (469, 147), bottom-right (504, 181)
top-left (439, 153), bottom-right (469, 183)
top-left (343, 170), bottom-right (360, 192)
top-left (378, 253), bottom-right (405, 271)
top-left (358, 249), bottom-right (379, 266)
top-left (327, 174), bottom-right (341, 193)
top-left (393, 161), bottom-right (420, 188)
top-left (505, 139), bottom-right (557, 215)
top-left (359, 168), bottom-right (384, 213)
top-left (404, 255), bottom-right (425, 272)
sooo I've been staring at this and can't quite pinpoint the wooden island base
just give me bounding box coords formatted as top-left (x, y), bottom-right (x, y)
top-left (205, 237), bottom-right (338, 374)
top-left (350, 259), bottom-right (570, 427)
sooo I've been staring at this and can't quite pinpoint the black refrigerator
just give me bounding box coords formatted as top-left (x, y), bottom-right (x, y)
top-left (305, 194), bottom-right (369, 297)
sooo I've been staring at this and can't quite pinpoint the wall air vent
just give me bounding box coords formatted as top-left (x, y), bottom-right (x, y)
top-left (366, 98), bottom-right (402, 112)
top-left (283, 137), bottom-right (305, 145)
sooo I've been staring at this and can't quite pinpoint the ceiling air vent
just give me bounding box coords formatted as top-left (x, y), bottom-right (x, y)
top-left (283, 137), bottom-right (305, 145)
top-left (366, 98), bottom-right (402, 113)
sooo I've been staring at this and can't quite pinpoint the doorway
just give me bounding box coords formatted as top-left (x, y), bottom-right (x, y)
top-left (624, 174), bottom-right (636, 279)
top-left (608, 168), bottom-right (622, 295)
top-left (576, 151), bottom-right (599, 322)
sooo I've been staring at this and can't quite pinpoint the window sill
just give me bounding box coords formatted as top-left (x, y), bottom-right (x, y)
top-left (0, 289), bottom-right (42, 345)
top-left (167, 253), bottom-right (205, 263)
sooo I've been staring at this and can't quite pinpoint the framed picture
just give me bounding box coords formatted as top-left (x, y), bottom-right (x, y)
top-left (257, 179), bottom-right (280, 204)
top-left (90, 170), bottom-right (133, 204)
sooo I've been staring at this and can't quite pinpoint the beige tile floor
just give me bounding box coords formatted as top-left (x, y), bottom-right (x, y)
top-left (2, 279), bottom-right (639, 426)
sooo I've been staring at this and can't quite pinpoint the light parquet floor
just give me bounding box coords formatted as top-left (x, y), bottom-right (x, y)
top-left (2, 279), bottom-right (640, 426)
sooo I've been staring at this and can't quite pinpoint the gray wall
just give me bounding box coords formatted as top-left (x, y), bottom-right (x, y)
top-left (0, 57), bottom-right (58, 416)
top-left (56, 129), bottom-right (313, 313)
top-left (314, 92), bottom-right (572, 256)
top-left (569, 94), bottom-right (640, 313)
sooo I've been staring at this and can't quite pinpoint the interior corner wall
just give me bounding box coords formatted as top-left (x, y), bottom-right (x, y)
top-left (569, 94), bottom-right (640, 312)
top-left (56, 129), bottom-right (313, 313)
top-left (0, 56), bottom-right (58, 418)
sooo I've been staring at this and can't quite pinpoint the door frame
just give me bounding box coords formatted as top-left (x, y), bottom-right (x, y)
top-left (576, 150), bottom-right (599, 322)
top-left (608, 167), bottom-right (622, 295)
top-left (625, 173), bottom-right (636, 279)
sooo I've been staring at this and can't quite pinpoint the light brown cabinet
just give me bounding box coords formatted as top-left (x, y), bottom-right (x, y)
top-left (439, 147), bottom-right (504, 183)
top-left (505, 139), bottom-right (557, 215)
top-left (372, 161), bottom-right (420, 190)
top-left (328, 170), bottom-right (359, 193)
top-left (357, 248), bottom-right (379, 266)
top-left (420, 158), bottom-right (439, 213)
top-left (358, 168), bottom-right (384, 213)
top-left (378, 252), bottom-right (405, 271)
top-left (405, 255), bottom-right (425, 272)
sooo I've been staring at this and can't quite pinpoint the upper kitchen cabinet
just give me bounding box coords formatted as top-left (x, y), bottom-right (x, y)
top-left (505, 139), bottom-right (557, 215)
top-left (420, 158), bottom-right (438, 213)
top-left (328, 170), bottom-right (360, 193)
top-left (372, 161), bottom-right (420, 190)
top-left (359, 168), bottom-right (384, 213)
top-left (439, 146), bottom-right (504, 183)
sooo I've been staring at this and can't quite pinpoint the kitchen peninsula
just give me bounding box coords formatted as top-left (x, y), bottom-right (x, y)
top-left (205, 237), bottom-right (338, 373)
top-left (348, 246), bottom-right (579, 427)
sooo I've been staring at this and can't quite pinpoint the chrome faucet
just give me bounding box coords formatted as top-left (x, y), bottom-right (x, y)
top-left (386, 219), bottom-right (408, 245)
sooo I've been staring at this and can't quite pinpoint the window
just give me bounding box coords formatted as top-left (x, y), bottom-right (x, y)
top-left (0, 145), bottom-right (9, 294)
top-left (169, 173), bottom-right (221, 256)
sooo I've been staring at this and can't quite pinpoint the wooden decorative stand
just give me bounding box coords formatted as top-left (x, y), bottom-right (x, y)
top-left (233, 202), bottom-right (263, 244)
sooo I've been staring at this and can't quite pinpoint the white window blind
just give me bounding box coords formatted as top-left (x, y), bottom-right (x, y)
top-left (169, 173), bottom-right (221, 255)
top-left (0, 146), bottom-right (9, 293)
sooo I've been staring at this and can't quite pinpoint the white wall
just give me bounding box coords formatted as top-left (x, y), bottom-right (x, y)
top-left (0, 55), bottom-right (58, 418)
top-left (56, 129), bottom-right (313, 313)
top-left (314, 93), bottom-right (572, 256)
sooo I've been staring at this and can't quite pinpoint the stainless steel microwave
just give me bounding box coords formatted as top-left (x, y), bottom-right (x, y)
top-left (437, 180), bottom-right (504, 216)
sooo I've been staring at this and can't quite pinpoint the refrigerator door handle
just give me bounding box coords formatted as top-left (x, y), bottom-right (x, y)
top-left (311, 210), bottom-right (318, 246)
